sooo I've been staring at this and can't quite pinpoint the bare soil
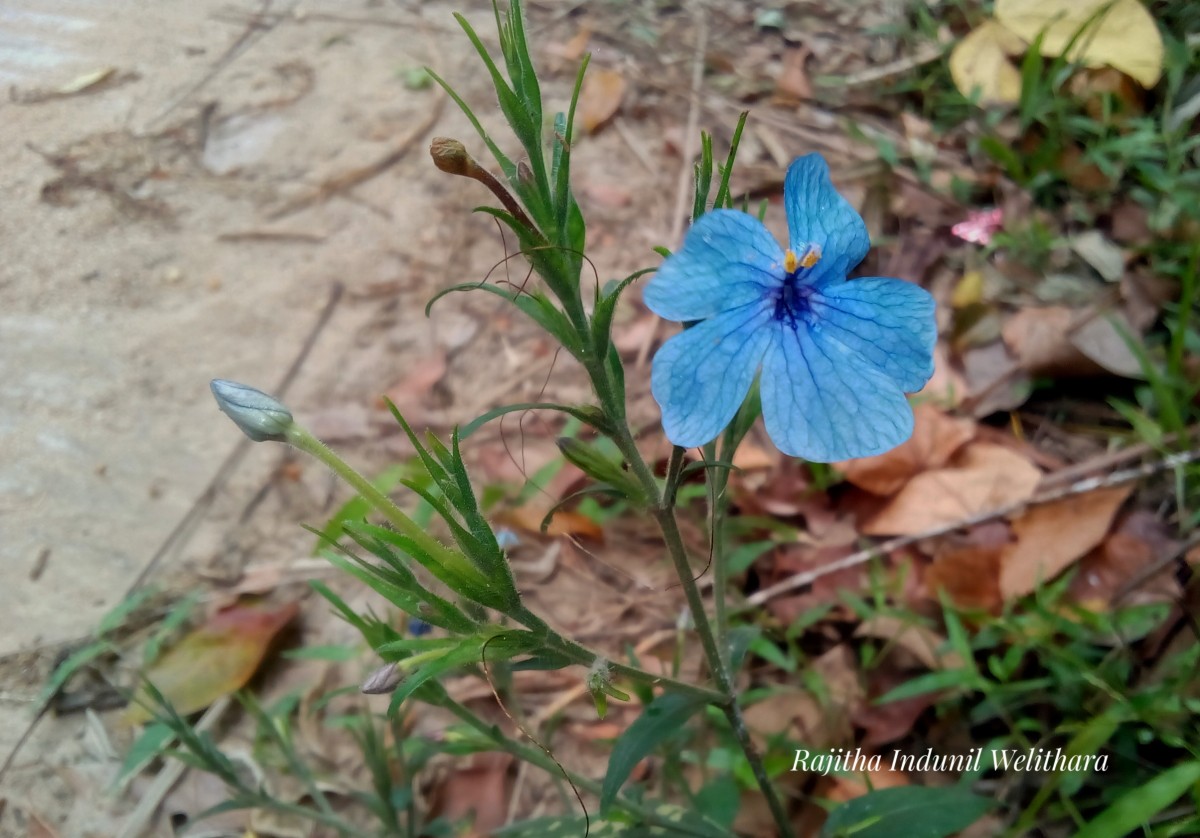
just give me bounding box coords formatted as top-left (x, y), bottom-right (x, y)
top-left (0, 1), bottom-right (914, 833)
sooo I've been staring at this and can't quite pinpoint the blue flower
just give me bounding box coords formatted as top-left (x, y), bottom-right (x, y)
top-left (644, 153), bottom-right (936, 462)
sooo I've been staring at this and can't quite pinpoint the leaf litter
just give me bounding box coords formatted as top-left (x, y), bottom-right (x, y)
top-left (14, 0), bottom-right (1196, 834)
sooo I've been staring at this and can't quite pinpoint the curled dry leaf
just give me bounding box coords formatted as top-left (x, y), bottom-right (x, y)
top-left (1070, 230), bottom-right (1126, 282)
top-left (996, 0), bottom-right (1164, 88)
top-left (863, 443), bottom-right (1041, 537)
top-left (999, 485), bottom-right (1132, 600)
top-left (961, 340), bottom-right (1030, 417)
top-left (837, 404), bottom-right (975, 496)
top-left (1068, 509), bottom-right (1180, 609)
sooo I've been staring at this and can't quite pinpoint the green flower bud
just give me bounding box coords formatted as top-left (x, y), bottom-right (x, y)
top-left (209, 379), bottom-right (294, 442)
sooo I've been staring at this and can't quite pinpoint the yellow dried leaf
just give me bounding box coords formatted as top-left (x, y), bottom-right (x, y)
top-left (949, 21), bottom-right (1025, 105)
top-left (996, 0), bottom-right (1164, 88)
top-left (952, 270), bottom-right (985, 309)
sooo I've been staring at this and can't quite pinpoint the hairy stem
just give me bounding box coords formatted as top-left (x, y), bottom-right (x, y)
top-left (585, 358), bottom-right (796, 838)
top-left (440, 694), bottom-right (725, 837)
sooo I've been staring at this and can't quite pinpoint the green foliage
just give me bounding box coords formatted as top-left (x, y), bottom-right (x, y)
top-left (820, 785), bottom-right (994, 838)
top-left (601, 692), bottom-right (710, 815)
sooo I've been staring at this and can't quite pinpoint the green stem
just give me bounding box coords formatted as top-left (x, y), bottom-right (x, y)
top-left (285, 425), bottom-right (463, 572)
top-left (702, 440), bottom-right (730, 669)
top-left (509, 605), bottom-right (727, 705)
top-left (440, 695), bottom-right (725, 837)
top-left (584, 358), bottom-right (795, 838)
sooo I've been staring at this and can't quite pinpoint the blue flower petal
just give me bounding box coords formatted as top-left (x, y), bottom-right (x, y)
top-left (810, 277), bottom-right (937, 392)
top-left (760, 319), bottom-right (914, 461)
top-left (644, 210), bottom-right (784, 322)
top-left (652, 301), bottom-right (774, 447)
top-left (784, 154), bottom-right (870, 282)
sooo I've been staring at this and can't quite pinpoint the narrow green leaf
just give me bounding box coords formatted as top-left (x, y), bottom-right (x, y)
top-left (820, 785), bottom-right (993, 838)
top-left (113, 722), bottom-right (175, 790)
top-left (460, 401), bottom-right (608, 439)
top-left (1075, 761), bottom-right (1200, 838)
top-left (601, 692), bottom-right (708, 814)
top-left (875, 668), bottom-right (980, 704)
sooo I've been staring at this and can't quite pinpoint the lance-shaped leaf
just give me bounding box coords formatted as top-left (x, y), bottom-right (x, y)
top-left (601, 692), bottom-right (709, 814)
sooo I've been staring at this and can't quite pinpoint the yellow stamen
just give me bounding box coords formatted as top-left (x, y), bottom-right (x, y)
top-left (801, 247), bottom-right (821, 269)
top-left (784, 250), bottom-right (799, 274)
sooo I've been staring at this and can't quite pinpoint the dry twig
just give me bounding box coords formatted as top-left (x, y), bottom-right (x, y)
top-left (743, 448), bottom-right (1200, 611)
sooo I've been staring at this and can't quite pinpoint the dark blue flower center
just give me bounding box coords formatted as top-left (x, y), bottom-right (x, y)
top-left (772, 247), bottom-right (820, 327)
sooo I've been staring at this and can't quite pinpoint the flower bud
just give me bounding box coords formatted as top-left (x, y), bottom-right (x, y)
top-left (209, 379), bottom-right (294, 442)
top-left (430, 137), bottom-right (474, 176)
top-left (361, 662), bottom-right (402, 695)
top-left (516, 160), bottom-right (534, 187)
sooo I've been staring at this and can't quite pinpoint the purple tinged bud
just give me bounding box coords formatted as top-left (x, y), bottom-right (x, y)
top-left (209, 379), bottom-right (294, 442)
top-left (361, 662), bottom-right (402, 695)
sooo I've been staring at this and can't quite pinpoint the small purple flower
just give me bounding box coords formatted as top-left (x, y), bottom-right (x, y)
top-left (644, 154), bottom-right (936, 462)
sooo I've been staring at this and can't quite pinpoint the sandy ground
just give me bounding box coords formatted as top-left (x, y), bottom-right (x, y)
top-left (0, 0), bottom-right (683, 832)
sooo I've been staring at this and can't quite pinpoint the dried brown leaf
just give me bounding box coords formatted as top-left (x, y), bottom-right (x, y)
top-left (579, 69), bottom-right (626, 134)
top-left (427, 753), bottom-right (513, 836)
top-left (854, 615), bottom-right (964, 671)
top-left (999, 485), bottom-right (1132, 600)
top-left (125, 600), bottom-right (300, 724)
top-left (854, 667), bottom-right (941, 746)
top-left (773, 46), bottom-right (813, 103)
top-left (837, 405), bottom-right (975, 496)
top-left (501, 502), bottom-right (604, 542)
top-left (925, 542), bottom-right (1006, 612)
top-left (863, 443), bottom-right (1041, 536)
top-left (1068, 510), bottom-right (1180, 608)
top-left (380, 349), bottom-right (448, 422)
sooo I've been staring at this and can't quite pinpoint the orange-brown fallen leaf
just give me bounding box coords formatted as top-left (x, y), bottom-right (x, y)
top-left (999, 485), bottom-right (1132, 600)
top-left (745, 646), bottom-right (861, 751)
top-left (837, 405), bottom-right (975, 496)
top-left (500, 501), bottom-right (604, 542)
top-left (1068, 509), bottom-right (1180, 609)
top-left (125, 599), bottom-right (299, 724)
top-left (773, 45), bottom-right (813, 104)
top-left (762, 542), bottom-right (860, 626)
top-left (427, 753), bottom-right (513, 837)
top-left (863, 443), bottom-right (1041, 536)
top-left (579, 68), bottom-right (626, 134)
top-left (925, 541), bottom-right (1007, 612)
